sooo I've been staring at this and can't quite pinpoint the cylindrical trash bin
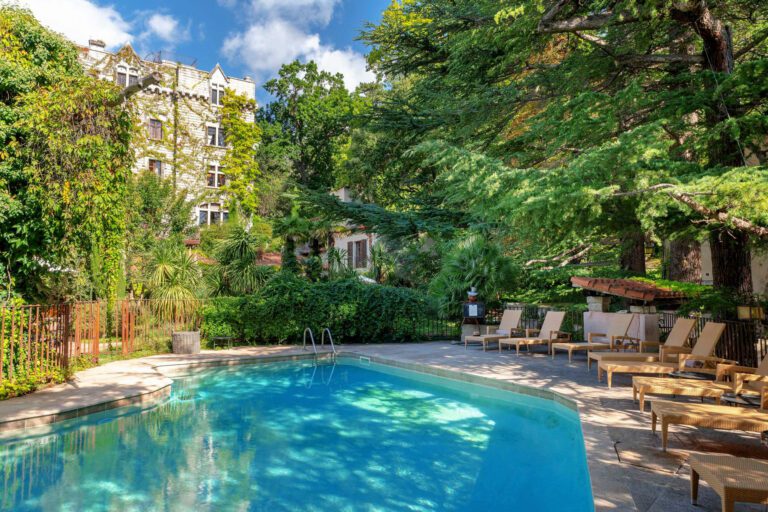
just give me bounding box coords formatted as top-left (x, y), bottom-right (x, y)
top-left (172, 331), bottom-right (201, 354)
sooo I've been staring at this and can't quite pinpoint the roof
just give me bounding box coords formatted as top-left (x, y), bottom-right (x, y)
top-left (256, 252), bottom-right (282, 266)
top-left (570, 277), bottom-right (687, 302)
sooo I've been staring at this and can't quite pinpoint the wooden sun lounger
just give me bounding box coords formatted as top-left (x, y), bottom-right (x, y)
top-left (632, 355), bottom-right (768, 411)
top-left (464, 309), bottom-right (523, 351)
top-left (651, 400), bottom-right (768, 451)
top-left (551, 313), bottom-right (636, 362)
top-left (498, 311), bottom-right (569, 355)
top-left (587, 318), bottom-right (697, 370)
top-left (598, 322), bottom-right (728, 388)
top-left (689, 454), bottom-right (768, 512)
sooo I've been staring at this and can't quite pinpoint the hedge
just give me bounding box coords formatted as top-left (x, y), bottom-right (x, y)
top-left (201, 274), bottom-right (442, 344)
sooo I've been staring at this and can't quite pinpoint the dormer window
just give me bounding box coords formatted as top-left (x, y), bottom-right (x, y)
top-left (116, 65), bottom-right (139, 87)
top-left (210, 83), bottom-right (225, 106)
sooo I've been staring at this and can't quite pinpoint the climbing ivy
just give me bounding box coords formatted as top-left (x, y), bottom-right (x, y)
top-left (219, 91), bottom-right (263, 216)
top-left (0, 6), bottom-right (133, 303)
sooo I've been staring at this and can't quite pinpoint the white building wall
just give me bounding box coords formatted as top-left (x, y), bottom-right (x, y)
top-left (700, 240), bottom-right (768, 293)
top-left (330, 188), bottom-right (379, 271)
top-left (78, 42), bottom-right (256, 227)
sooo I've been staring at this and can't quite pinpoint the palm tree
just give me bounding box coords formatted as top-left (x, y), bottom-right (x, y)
top-left (209, 222), bottom-right (275, 296)
top-left (144, 242), bottom-right (203, 321)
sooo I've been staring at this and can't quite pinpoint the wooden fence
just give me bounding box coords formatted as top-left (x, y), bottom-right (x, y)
top-left (0, 300), bottom-right (201, 384)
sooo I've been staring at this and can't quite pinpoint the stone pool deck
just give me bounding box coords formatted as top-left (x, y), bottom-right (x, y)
top-left (1, 342), bottom-right (766, 511)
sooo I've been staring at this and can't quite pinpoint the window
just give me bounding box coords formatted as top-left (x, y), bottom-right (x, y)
top-left (148, 119), bottom-right (163, 140)
top-left (207, 165), bottom-right (226, 188)
top-left (207, 126), bottom-right (226, 147)
top-left (116, 66), bottom-right (127, 87)
top-left (116, 65), bottom-right (138, 87)
top-left (354, 240), bottom-right (368, 269)
top-left (345, 239), bottom-right (368, 269)
top-left (148, 159), bottom-right (163, 177)
top-left (210, 84), bottom-right (225, 106)
top-left (198, 203), bottom-right (228, 226)
top-left (128, 67), bottom-right (139, 86)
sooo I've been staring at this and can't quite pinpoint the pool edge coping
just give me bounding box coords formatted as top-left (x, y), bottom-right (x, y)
top-left (0, 347), bottom-right (633, 511)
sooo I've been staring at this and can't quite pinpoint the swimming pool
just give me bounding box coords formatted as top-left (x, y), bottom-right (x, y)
top-left (1, 359), bottom-right (593, 511)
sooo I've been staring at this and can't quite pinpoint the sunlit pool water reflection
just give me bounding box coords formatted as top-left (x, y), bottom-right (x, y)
top-left (1, 359), bottom-right (593, 511)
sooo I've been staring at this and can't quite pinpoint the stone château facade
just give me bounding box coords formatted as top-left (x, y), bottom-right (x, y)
top-left (78, 40), bottom-right (257, 227)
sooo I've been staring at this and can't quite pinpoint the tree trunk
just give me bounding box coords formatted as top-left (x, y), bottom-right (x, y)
top-left (710, 230), bottom-right (752, 295)
top-left (620, 231), bottom-right (646, 275)
top-left (664, 238), bottom-right (701, 283)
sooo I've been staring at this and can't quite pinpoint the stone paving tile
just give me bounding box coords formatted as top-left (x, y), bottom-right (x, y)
top-left (1, 341), bottom-right (767, 511)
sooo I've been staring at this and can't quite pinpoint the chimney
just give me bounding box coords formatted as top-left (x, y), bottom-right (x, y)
top-left (88, 39), bottom-right (106, 50)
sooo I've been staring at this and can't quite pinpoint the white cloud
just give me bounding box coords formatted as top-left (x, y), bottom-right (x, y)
top-left (221, 1), bottom-right (374, 91)
top-left (246, 0), bottom-right (341, 27)
top-left (16, 0), bottom-right (132, 48)
top-left (305, 46), bottom-right (374, 91)
top-left (145, 13), bottom-right (185, 43)
top-left (222, 19), bottom-right (318, 73)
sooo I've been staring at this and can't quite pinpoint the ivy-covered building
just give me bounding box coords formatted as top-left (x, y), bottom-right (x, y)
top-left (78, 40), bottom-right (256, 227)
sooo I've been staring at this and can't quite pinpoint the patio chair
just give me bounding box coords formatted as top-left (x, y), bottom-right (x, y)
top-left (587, 317), bottom-right (697, 370)
top-left (550, 313), bottom-right (636, 363)
top-left (463, 309), bottom-right (523, 351)
top-left (598, 322), bottom-right (729, 388)
top-left (632, 352), bottom-right (768, 411)
top-left (498, 311), bottom-right (570, 355)
top-left (689, 453), bottom-right (768, 512)
top-left (651, 400), bottom-right (768, 451)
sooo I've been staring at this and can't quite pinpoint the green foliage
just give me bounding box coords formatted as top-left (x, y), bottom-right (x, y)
top-left (200, 297), bottom-right (243, 343)
top-left (208, 221), bottom-right (277, 296)
top-left (143, 241), bottom-right (203, 319)
top-left (0, 6), bottom-right (133, 302)
top-left (202, 273), bottom-right (439, 344)
top-left (260, 60), bottom-right (356, 191)
top-left (125, 171), bottom-right (195, 296)
top-left (429, 235), bottom-right (518, 317)
top-left (220, 91), bottom-right (263, 215)
top-left (350, 0), bottom-right (768, 299)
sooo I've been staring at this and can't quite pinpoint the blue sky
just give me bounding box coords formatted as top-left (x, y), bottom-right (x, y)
top-left (21, 0), bottom-right (389, 103)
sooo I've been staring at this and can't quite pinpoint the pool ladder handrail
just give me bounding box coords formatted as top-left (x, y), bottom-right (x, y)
top-left (320, 328), bottom-right (337, 358)
top-left (303, 327), bottom-right (317, 354)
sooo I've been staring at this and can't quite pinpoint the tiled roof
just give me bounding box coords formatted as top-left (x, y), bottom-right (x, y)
top-left (570, 277), bottom-right (687, 302)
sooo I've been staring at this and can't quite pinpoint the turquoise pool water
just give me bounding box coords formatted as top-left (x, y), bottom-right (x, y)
top-left (1, 359), bottom-right (593, 511)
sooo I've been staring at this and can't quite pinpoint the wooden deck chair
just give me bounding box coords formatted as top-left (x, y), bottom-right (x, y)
top-left (498, 311), bottom-right (570, 355)
top-left (587, 317), bottom-right (697, 370)
top-left (464, 309), bottom-right (523, 351)
top-left (598, 322), bottom-right (730, 388)
top-left (651, 400), bottom-right (768, 451)
top-left (632, 352), bottom-right (768, 411)
top-left (550, 313), bottom-right (636, 363)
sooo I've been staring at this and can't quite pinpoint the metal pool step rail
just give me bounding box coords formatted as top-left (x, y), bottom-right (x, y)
top-left (303, 327), bottom-right (317, 354)
top-left (321, 328), bottom-right (337, 358)
top-left (303, 327), bottom-right (337, 358)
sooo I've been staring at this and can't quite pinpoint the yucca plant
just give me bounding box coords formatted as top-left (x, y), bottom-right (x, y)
top-left (144, 242), bottom-right (203, 322)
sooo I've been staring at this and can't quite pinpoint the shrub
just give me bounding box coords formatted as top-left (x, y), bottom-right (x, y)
top-left (200, 297), bottom-right (245, 345)
top-left (201, 274), bottom-right (440, 344)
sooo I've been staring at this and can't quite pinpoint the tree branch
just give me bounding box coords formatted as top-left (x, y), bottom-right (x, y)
top-left (573, 31), bottom-right (615, 57)
top-left (734, 28), bottom-right (768, 59)
top-left (525, 243), bottom-right (592, 267)
top-left (667, 191), bottom-right (768, 238)
top-left (613, 184), bottom-right (768, 238)
top-left (617, 54), bottom-right (705, 66)
top-left (537, 6), bottom-right (640, 34)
